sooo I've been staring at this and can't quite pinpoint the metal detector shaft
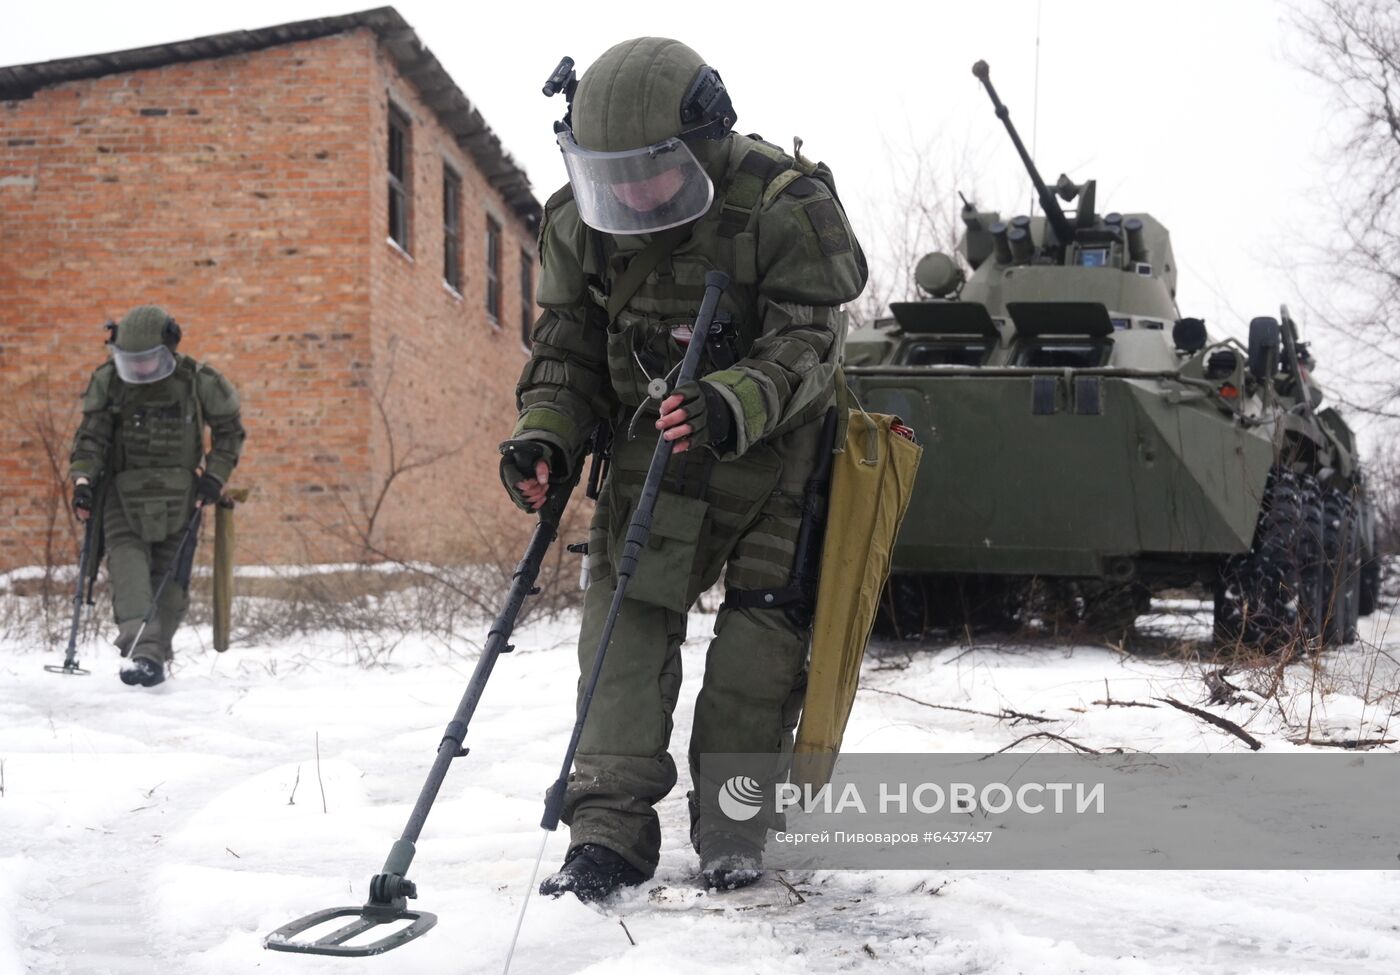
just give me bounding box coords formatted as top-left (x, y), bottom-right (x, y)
top-left (381, 477), bottom-right (577, 874)
top-left (65, 520), bottom-right (94, 660)
top-left (49, 517), bottom-right (96, 675)
top-left (541, 269), bottom-right (730, 831)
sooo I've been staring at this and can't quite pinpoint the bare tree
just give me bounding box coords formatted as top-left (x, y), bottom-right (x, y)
top-left (1369, 437), bottom-right (1400, 555)
top-left (317, 340), bottom-right (467, 561)
top-left (1292, 0), bottom-right (1400, 417)
top-left (849, 135), bottom-right (981, 328)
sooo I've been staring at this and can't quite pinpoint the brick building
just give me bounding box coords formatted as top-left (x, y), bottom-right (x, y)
top-left (0, 8), bottom-right (544, 571)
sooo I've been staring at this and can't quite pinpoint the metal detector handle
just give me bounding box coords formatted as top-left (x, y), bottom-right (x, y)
top-left (614, 274), bottom-right (727, 581)
top-left (535, 468), bottom-right (574, 532)
top-left (540, 269), bottom-right (730, 831)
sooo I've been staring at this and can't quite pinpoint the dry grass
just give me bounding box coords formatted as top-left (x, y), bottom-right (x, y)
top-left (2, 523), bottom-right (590, 665)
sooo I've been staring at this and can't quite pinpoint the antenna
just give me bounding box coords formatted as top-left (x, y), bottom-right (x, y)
top-left (1030, 0), bottom-right (1042, 217)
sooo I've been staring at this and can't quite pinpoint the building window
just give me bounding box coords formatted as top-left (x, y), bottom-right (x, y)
top-left (485, 216), bottom-right (502, 322)
top-left (387, 105), bottom-right (411, 251)
top-left (520, 249), bottom-right (535, 346)
top-left (443, 167), bottom-right (462, 292)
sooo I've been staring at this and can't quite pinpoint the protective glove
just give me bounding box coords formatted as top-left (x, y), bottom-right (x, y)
top-left (196, 472), bottom-right (224, 506)
top-left (499, 439), bottom-right (557, 512)
top-left (72, 481), bottom-right (94, 517)
top-left (657, 380), bottom-right (735, 453)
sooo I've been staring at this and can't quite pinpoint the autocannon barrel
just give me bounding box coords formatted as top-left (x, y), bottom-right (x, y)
top-left (971, 60), bottom-right (1074, 249)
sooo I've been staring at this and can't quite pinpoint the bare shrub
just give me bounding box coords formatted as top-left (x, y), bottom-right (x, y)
top-left (207, 512), bottom-right (589, 665)
top-left (0, 370), bottom-right (92, 651)
top-left (1369, 440), bottom-right (1400, 556)
top-left (849, 134), bottom-right (983, 329)
top-left (1290, 0), bottom-right (1400, 418)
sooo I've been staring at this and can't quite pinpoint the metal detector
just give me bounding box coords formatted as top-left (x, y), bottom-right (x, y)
top-left (264, 469), bottom-right (581, 956)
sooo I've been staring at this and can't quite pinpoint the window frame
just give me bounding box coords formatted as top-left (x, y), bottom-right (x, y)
top-left (901, 339), bottom-right (993, 367)
top-left (1011, 339), bottom-right (1113, 369)
top-left (442, 165), bottom-right (463, 293)
top-left (387, 104), bottom-right (412, 252)
top-left (485, 215), bottom-right (502, 324)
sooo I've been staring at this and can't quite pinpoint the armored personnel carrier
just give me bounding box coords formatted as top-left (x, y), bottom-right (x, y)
top-left (846, 61), bottom-right (1381, 649)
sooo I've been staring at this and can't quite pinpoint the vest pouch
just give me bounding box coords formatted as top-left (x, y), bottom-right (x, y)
top-left (606, 313), bottom-right (674, 408)
top-left (118, 394), bottom-right (199, 470)
top-left (616, 489), bottom-right (710, 613)
top-left (114, 467), bottom-right (194, 543)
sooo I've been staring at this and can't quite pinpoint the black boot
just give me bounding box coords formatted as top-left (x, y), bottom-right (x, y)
top-left (698, 832), bottom-right (763, 891)
top-left (119, 657), bottom-right (165, 688)
top-left (539, 844), bottom-right (646, 903)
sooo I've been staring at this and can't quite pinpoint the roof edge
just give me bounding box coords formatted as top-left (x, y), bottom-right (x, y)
top-left (0, 6), bottom-right (540, 227)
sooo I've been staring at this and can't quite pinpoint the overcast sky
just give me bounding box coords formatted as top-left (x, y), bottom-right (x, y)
top-left (3, 0), bottom-right (1343, 344)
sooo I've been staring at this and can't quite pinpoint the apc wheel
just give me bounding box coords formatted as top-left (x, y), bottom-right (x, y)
top-left (1359, 557), bottom-right (1381, 618)
top-left (1215, 470), bottom-right (1321, 652)
top-left (1322, 487), bottom-right (1361, 645)
top-left (1296, 474), bottom-right (1327, 643)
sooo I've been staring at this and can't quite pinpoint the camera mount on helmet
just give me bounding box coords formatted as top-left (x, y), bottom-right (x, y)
top-left (677, 66), bottom-right (735, 142)
top-left (542, 56), bottom-right (578, 129)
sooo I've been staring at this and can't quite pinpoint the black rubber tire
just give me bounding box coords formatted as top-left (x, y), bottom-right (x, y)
top-left (1296, 474), bottom-right (1327, 643)
top-left (1359, 557), bottom-right (1381, 618)
top-left (1322, 487), bottom-right (1361, 646)
top-left (1215, 469), bottom-right (1317, 652)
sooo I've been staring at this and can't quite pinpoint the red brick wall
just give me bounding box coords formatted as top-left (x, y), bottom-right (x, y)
top-left (361, 44), bottom-right (538, 561)
top-left (0, 29), bottom-right (537, 571)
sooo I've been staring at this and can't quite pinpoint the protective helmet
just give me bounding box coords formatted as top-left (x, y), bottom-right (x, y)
top-left (557, 37), bottom-right (736, 235)
top-left (109, 305), bottom-right (180, 384)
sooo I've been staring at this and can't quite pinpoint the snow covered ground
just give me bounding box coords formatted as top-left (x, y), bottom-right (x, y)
top-left (2, 593), bottom-right (1398, 975)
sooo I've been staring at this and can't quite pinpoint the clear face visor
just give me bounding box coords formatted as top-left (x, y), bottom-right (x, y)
top-left (557, 128), bottom-right (715, 235)
top-left (111, 345), bottom-right (176, 384)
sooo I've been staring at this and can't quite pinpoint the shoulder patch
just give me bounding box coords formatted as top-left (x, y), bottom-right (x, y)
top-left (738, 149), bottom-right (787, 182)
top-left (784, 176), bottom-right (819, 198)
top-left (803, 197), bottom-right (853, 256)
